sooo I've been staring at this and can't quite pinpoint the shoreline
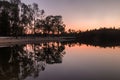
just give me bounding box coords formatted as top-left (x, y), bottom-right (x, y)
top-left (0, 37), bottom-right (75, 47)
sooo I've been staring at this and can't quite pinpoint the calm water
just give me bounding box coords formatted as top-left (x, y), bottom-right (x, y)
top-left (0, 42), bottom-right (120, 80)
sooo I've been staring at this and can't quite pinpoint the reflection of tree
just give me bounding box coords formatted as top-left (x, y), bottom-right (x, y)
top-left (62, 40), bottom-right (120, 48)
top-left (0, 47), bottom-right (19, 80)
top-left (43, 42), bottom-right (65, 64)
top-left (0, 42), bottom-right (66, 80)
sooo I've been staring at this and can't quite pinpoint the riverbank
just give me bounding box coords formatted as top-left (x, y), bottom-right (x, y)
top-left (0, 37), bottom-right (75, 47)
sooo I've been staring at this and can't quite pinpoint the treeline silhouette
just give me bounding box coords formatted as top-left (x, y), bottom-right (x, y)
top-left (0, 0), bottom-right (65, 37)
top-left (72, 28), bottom-right (120, 48)
top-left (0, 42), bottom-right (65, 80)
top-left (76, 28), bottom-right (120, 41)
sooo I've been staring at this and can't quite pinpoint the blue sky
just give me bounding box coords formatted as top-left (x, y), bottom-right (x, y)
top-left (22, 0), bottom-right (120, 30)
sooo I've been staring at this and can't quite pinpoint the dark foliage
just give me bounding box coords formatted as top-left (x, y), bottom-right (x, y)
top-left (75, 28), bottom-right (120, 48)
top-left (0, 0), bottom-right (65, 37)
top-left (77, 28), bottom-right (120, 41)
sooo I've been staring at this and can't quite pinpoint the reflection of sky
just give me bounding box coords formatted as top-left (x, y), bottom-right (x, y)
top-left (24, 44), bottom-right (34, 53)
top-left (33, 45), bottom-right (120, 80)
top-left (22, 0), bottom-right (120, 30)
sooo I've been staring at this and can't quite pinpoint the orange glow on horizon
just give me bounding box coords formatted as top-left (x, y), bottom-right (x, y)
top-left (65, 22), bottom-right (120, 31)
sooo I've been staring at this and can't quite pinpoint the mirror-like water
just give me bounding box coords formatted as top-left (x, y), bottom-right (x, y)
top-left (0, 42), bottom-right (120, 80)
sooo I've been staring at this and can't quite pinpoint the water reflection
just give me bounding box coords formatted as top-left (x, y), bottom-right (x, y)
top-left (0, 41), bottom-right (120, 80)
top-left (63, 41), bottom-right (120, 48)
top-left (0, 42), bottom-right (65, 80)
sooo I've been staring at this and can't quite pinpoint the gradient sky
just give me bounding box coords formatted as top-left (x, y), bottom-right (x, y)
top-left (22, 0), bottom-right (120, 31)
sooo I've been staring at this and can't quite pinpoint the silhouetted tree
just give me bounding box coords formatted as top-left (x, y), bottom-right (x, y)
top-left (42, 15), bottom-right (65, 35)
top-left (10, 0), bottom-right (21, 37)
top-left (0, 1), bottom-right (11, 36)
top-left (0, 0), bottom-right (65, 36)
top-left (53, 16), bottom-right (65, 35)
top-left (0, 9), bottom-right (10, 36)
top-left (0, 0), bottom-right (22, 37)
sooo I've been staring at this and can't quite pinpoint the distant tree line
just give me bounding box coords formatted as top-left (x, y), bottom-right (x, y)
top-left (76, 28), bottom-right (120, 42)
top-left (62, 28), bottom-right (120, 48)
top-left (0, 0), bottom-right (65, 37)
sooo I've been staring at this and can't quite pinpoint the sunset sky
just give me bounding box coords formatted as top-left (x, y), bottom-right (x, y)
top-left (22, 0), bottom-right (120, 31)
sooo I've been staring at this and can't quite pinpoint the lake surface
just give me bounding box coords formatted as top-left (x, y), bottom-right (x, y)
top-left (0, 42), bottom-right (120, 80)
